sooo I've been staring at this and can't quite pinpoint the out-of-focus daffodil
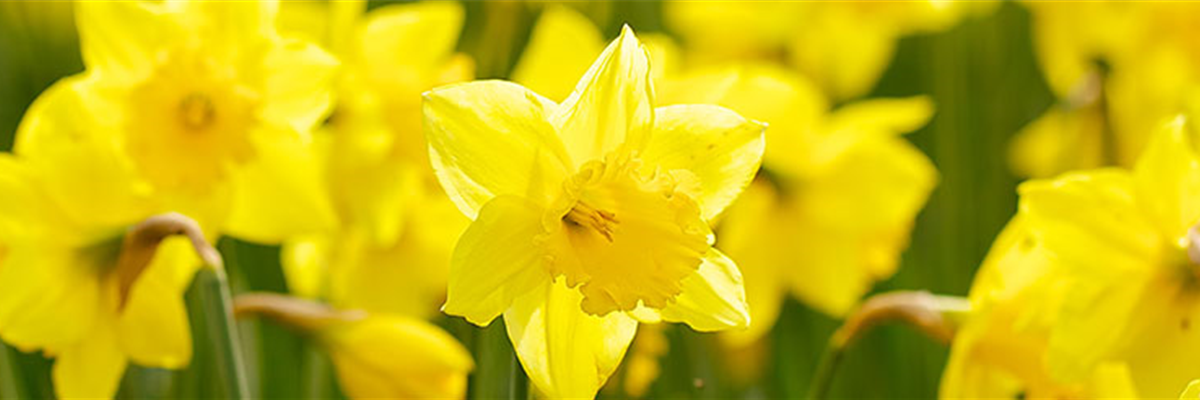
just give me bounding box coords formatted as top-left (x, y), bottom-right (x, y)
top-left (656, 65), bottom-right (937, 343)
top-left (280, 1), bottom-right (473, 319)
top-left (1014, 3), bottom-right (1200, 178)
top-left (425, 26), bottom-right (761, 398)
top-left (0, 86), bottom-right (206, 397)
top-left (664, 1), bottom-right (987, 100)
top-left (940, 216), bottom-right (1138, 398)
top-left (234, 293), bottom-right (473, 399)
top-left (16, 0), bottom-right (337, 244)
top-left (618, 324), bottom-right (669, 398)
top-left (988, 116), bottom-right (1200, 397)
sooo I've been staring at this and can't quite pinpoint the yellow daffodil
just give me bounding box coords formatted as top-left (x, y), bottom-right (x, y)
top-left (0, 82), bottom-right (203, 399)
top-left (1014, 2), bottom-right (1200, 178)
top-left (16, 0), bottom-right (337, 244)
top-left (656, 64), bottom-right (937, 343)
top-left (280, 1), bottom-right (473, 319)
top-left (425, 26), bottom-right (761, 398)
top-left (1004, 116), bottom-right (1200, 397)
top-left (664, 1), bottom-right (987, 100)
top-left (233, 293), bottom-right (474, 399)
top-left (939, 216), bottom-right (1138, 398)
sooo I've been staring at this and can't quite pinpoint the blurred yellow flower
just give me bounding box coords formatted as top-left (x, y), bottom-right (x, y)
top-left (939, 216), bottom-right (1138, 398)
top-left (280, 1), bottom-right (473, 319)
top-left (323, 315), bottom-right (474, 399)
top-left (17, 0), bottom-right (338, 244)
top-left (657, 65), bottom-right (936, 342)
top-left (1014, 2), bottom-right (1200, 178)
top-left (234, 293), bottom-right (473, 399)
top-left (425, 26), bottom-right (762, 398)
top-left (1006, 116), bottom-right (1200, 397)
top-left (664, 1), bottom-right (985, 100)
top-left (0, 83), bottom-right (201, 398)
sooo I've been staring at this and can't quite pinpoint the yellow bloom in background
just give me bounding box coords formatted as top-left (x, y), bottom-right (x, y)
top-left (425, 26), bottom-right (762, 398)
top-left (0, 83), bottom-right (201, 399)
top-left (939, 216), bottom-right (1137, 398)
top-left (658, 65), bottom-right (937, 343)
top-left (1008, 116), bottom-right (1200, 397)
top-left (280, 1), bottom-right (473, 319)
top-left (664, 1), bottom-right (987, 100)
top-left (323, 315), bottom-right (474, 399)
top-left (1014, 2), bottom-right (1200, 178)
top-left (17, 0), bottom-right (337, 244)
top-left (234, 294), bottom-right (474, 399)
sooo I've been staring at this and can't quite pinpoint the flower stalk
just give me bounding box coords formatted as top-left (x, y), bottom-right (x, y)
top-left (809, 291), bottom-right (969, 399)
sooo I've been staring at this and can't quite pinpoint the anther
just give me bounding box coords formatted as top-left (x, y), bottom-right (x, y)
top-left (565, 201), bottom-right (618, 242)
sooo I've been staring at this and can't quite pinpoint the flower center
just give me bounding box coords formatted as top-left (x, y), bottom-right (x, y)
top-left (564, 200), bottom-right (619, 242)
top-left (178, 92), bottom-right (216, 131)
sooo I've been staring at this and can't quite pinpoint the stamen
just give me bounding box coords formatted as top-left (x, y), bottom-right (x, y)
top-left (565, 201), bottom-right (618, 242)
top-left (179, 92), bottom-right (216, 131)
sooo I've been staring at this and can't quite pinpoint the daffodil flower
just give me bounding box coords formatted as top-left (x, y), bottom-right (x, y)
top-left (17, 0), bottom-right (338, 244)
top-left (0, 84), bottom-right (204, 398)
top-left (280, 1), bottom-right (473, 319)
top-left (1010, 116), bottom-right (1200, 397)
top-left (1014, 3), bottom-right (1200, 177)
top-left (233, 293), bottom-right (474, 399)
top-left (939, 216), bottom-right (1138, 398)
top-left (656, 64), bottom-right (937, 344)
top-left (425, 26), bottom-right (762, 398)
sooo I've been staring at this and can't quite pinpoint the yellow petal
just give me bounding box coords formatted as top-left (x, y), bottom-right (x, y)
top-left (53, 322), bottom-right (127, 399)
top-left (424, 80), bottom-right (571, 219)
top-left (1018, 170), bottom-right (1160, 276)
top-left (825, 96), bottom-right (935, 136)
top-left (1007, 107), bottom-right (1106, 179)
top-left (552, 25), bottom-right (654, 167)
top-left (281, 236), bottom-right (328, 300)
top-left (1044, 270), bottom-right (1147, 384)
top-left (643, 104), bottom-right (765, 220)
top-left (1182, 380), bottom-right (1200, 399)
top-left (170, 0), bottom-right (277, 65)
top-left (659, 248), bottom-right (750, 331)
top-left (804, 134), bottom-right (937, 237)
top-left (0, 247), bottom-right (103, 353)
top-left (324, 315), bottom-right (474, 399)
top-left (1133, 117), bottom-right (1200, 238)
top-left (334, 194), bottom-right (468, 318)
top-left (511, 5), bottom-right (605, 101)
top-left (75, 1), bottom-right (176, 83)
top-left (262, 38), bottom-right (339, 134)
top-left (0, 155), bottom-right (59, 242)
top-left (504, 279), bottom-right (638, 399)
top-left (658, 65), bottom-right (827, 179)
top-left (787, 8), bottom-right (897, 100)
top-left (223, 129), bottom-right (336, 244)
top-left (443, 196), bottom-right (551, 326)
top-left (358, 1), bottom-right (464, 88)
top-left (117, 236), bottom-right (197, 369)
top-left (14, 78), bottom-right (152, 230)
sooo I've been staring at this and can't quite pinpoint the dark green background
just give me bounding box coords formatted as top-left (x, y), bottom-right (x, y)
top-left (0, 1), bottom-right (1051, 398)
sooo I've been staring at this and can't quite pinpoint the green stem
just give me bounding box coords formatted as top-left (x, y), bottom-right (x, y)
top-left (0, 343), bottom-right (25, 400)
top-left (806, 344), bottom-right (846, 400)
top-left (195, 267), bottom-right (251, 399)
